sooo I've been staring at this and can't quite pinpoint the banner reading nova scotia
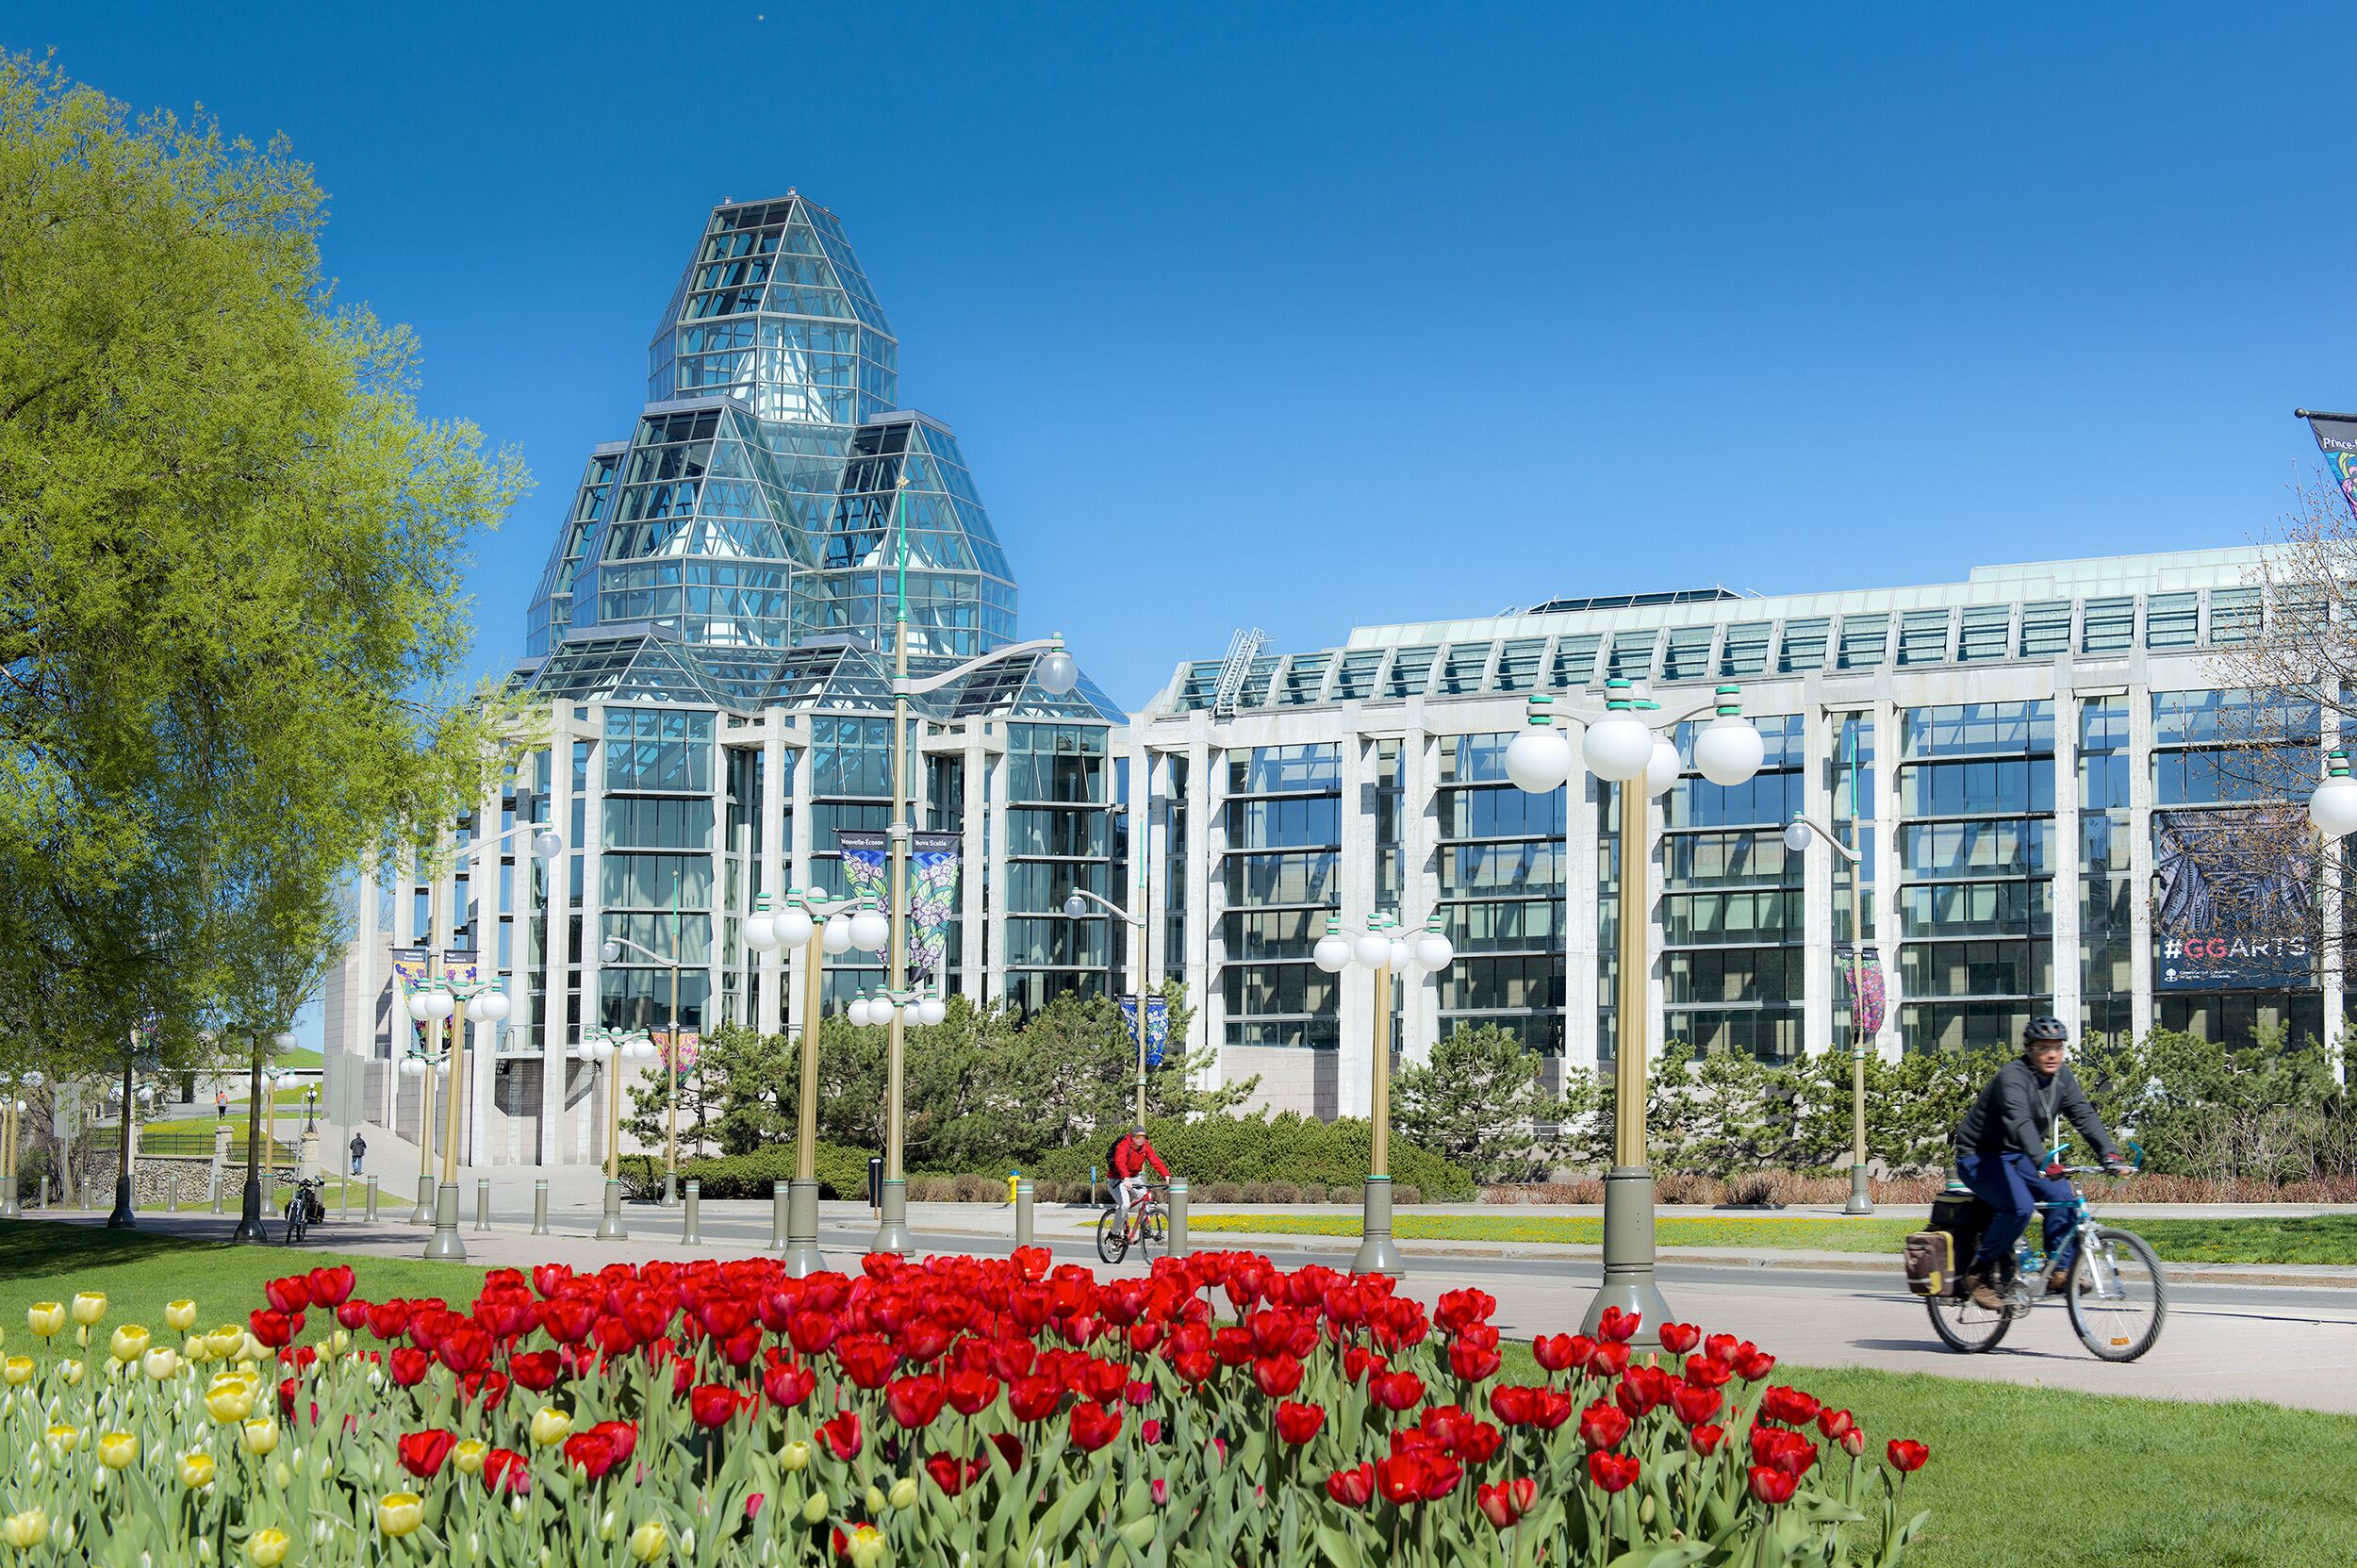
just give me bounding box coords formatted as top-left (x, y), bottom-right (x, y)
top-left (0, 1252), bottom-right (1933, 1566)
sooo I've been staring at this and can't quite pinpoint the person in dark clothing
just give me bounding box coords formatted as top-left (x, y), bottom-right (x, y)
top-left (1953, 1015), bottom-right (2132, 1310)
top-left (349, 1133), bottom-right (367, 1176)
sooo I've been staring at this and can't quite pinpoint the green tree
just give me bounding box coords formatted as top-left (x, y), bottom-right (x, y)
top-left (0, 55), bottom-right (525, 1083)
top-left (1392, 1025), bottom-right (1591, 1183)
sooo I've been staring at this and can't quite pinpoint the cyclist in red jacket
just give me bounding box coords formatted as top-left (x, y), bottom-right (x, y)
top-left (1110, 1125), bottom-right (1169, 1240)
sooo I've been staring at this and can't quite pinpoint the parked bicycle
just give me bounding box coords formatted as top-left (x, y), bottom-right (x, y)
top-left (1096, 1180), bottom-right (1168, 1265)
top-left (1918, 1143), bottom-right (2167, 1362)
top-left (281, 1176), bottom-right (327, 1246)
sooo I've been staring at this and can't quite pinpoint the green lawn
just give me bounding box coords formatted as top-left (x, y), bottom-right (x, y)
top-left (1492, 1343), bottom-right (2357, 1568)
top-left (1188, 1211), bottom-right (2357, 1265)
top-left (0, 1223), bottom-right (483, 1340)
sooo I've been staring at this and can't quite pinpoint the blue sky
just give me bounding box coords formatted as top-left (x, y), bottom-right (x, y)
top-left (13, 3), bottom-right (2350, 714)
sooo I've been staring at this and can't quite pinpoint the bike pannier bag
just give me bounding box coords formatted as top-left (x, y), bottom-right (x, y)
top-left (1901, 1230), bottom-right (1953, 1297)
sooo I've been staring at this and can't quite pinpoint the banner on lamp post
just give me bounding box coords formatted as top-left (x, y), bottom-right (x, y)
top-left (2300, 410), bottom-right (2357, 520)
top-left (1837, 945), bottom-right (1887, 1041)
top-left (835, 830), bottom-right (964, 984)
top-left (1116, 996), bottom-right (1171, 1066)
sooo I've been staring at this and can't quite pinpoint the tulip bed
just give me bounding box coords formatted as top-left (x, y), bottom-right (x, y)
top-left (0, 1250), bottom-right (1931, 1567)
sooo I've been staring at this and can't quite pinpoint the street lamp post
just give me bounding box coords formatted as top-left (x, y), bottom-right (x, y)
top-left (582, 1027), bottom-right (655, 1239)
top-left (1063, 879), bottom-right (1152, 1126)
top-left (2307, 748), bottom-right (2357, 1087)
top-left (233, 1031), bottom-right (298, 1242)
top-left (1785, 811), bottom-right (1876, 1215)
top-left (861, 472), bottom-right (1082, 1256)
top-left (599, 932), bottom-right (694, 1206)
top-left (1313, 911), bottom-right (1455, 1277)
top-left (1504, 680), bottom-right (1765, 1345)
top-left (398, 1001), bottom-right (447, 1226)
top-left (407, 973), bottom-right (511, 1263)
top-left (0, 1076), bottom-right (26, 1219)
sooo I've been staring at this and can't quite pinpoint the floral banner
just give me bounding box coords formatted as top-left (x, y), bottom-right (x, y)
top-left (835, 830), bottom-right (963, 985)
top-left (1116, 995), bottom-right (1170, 1066)
top-left (2303, 411), bottom-right (2357, 520)
top-left (1838, 945), bottom-right (1887, 1040)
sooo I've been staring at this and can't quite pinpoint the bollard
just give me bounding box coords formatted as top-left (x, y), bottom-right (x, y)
top-left (339, 1174), bottom-right (350, 1217)
top-left (1090, 1165), bottom-right (1099, 1207)
top-left (1014, 1178), bottom-right (1034, 1251)
top-left (596, 1179), bottom-right (629, 1242)
top-left (681, 1180), bottom-right (702, 1246)
top-left (474, 1179), bottom-right (491, 1233)
top-left (365, 1175), bottom-right (379, 1221)
top-left (1166, 1177), bottom-right (1190, 1260)
top-left (207, 1165), bottom-right (223, 1215)
top-left (531, 1180), bottom-right (550, 1236)
top-left (769, 1180), bottom-right (787, 1251)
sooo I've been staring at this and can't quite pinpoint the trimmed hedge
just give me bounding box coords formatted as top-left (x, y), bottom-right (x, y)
top-left (1030, 1113), bottom-right (1475, 1201)
top-left (667, 1143), bottom-right (874, 1202)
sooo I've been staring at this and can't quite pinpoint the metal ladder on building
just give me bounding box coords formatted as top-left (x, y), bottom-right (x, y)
top-left (1210, 627), bottom-right (1266, 718)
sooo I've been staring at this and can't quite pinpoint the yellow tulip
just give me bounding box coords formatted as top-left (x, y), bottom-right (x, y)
top-left (240, 1421), bottom-right (279, 1457)
top-left (863, 1486), bottom-right (886, 1516)
top-left (780, 1440), bottom-right (811, 1473)
top-left (69, 1294), bottom-right (106, 1329)
top-left (0, 1510), bottom-right (48, 1550)
top-left (239, 1333), bottom-right (269, 1364)
top-left (627, 1521), bottom-right (668, 1563)
top-left (453, 1439), bottom-right (488, 1476)
top-left (141, 1347), bottom-right (181, 1382)
top-left (56, 1359), bottom-right (82, 1387)
top-left (41, 1426), bottom-right (76, 1456)
top-left (0, 1358), bottom-right (31, 1388)
top-left (184, 1337), bottom-right (211, 1363)
top-left (206, 1326), bottom-right (244, 1360)
top-left (96, 1432), bottom-right (137, 1471)
top-left (25, 1304), bottom-right (64, 1340)
top-left (799, 1492), bottom-right (829, 1525)
top-left (246, 1528), bottom-right (290, 1567)
top-left (328, 1329), bottom-right (350, 1354)
top-left (107, 1326), bottom-right (149, 1364)
top-left (375, 1494), bottom-right (424, 1538)
top-left (887, 1477), bottom-right (918, 1510)
top-left (165, 1299), bottom-right (199, 1330)
top-left (205, 1377), bottom-right (256, 1424)
top-left (844, 1523), bottom-right (886, 1568)
top-left (177, 1451), bottom-right (217, 1491)
top-left (529, 1407), bottom-right (572, 1446)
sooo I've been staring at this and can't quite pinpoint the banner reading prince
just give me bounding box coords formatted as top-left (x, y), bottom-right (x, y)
top-left (834, 831), bottom-right (963, 985)
top-left (2301, 410), bottom-right (2357, 520)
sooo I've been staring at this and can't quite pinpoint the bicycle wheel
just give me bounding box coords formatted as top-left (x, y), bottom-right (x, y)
top-left (1924, 1270), bottom-right (2013, 1354)
top-left (2068, 1226), bottom-right (2167, 1362)
top-left (1141, 1206), bottom-right (1168, 1256)
top-left (1095, 1206), bottom-right (1129, 1265)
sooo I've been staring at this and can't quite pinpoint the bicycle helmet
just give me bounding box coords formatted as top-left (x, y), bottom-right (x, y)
top-left (1132, 1123), bottom-right (1148, 1137)
top-left (2022, 1015), bottom-right (2069, 1045)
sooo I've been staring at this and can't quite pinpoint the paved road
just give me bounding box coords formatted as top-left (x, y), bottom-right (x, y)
top-left (34, 1195), bottom-right (2357, 1416)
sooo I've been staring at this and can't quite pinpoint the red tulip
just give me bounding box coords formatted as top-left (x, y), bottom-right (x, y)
top-left (1689, 1423), bottom-right (1726, 1456)
top-left (509, 1350), bottom-right (560, 1393)
top-left (1490, 1385), bottom-right (1537, 1428)
top-left (1684, 1356), bottom-right (1733, 1391)
top-left (1839, 1428), bottom-right (1866, 1458)
top-left (923, 1455), bottom-right (969, 1496)
top-left (1251, 1354), bottom-right (1303, 1398)
top-left (1615, 1365), bottom-right (1673, 1418)
top-left (248, 1311), bottom-right (297, 1349)
top-left (1760, 1386), bottom-right (1821, 1428)
top-left (365, 1301), bottom-right (411, 1342)
top-left (1657, 1321), bottom-right (1701, 1356)
top-left (1577, 1401), bottom-right (1631, 1453)
top-left (817, 1411), bottom-right (863, 1461)
top-left (1590, 1343), bottom-right (1630, 1378)
top-left (1376, 1450), bottom-right (1462, 1505)
top-left (885, 1374), bottom-right (948, 1430)
top-left (334, 1301), bottom-right (370, 1332)
top-left (835, 1338), bottom-right (898, 1391)
top-left (1457, 1420), bottom-right (1504, 1465)
top-left (1434, 1289), bottom-right (1497, 1333)
top-left (1669, 1383), bottom-right (1722, 1428)
top-left (1067, 1402), bottom-right (1122, 1453)
top-left (1531, 1332), bottom-right (1579, 1373)
top-left (1594, 1305), bottom-right (1640, 1345)
top-left (437, 1324), bottom-right (492, 1375)
top-left (562, 1431), bottom-right (619, 1482)
top-left (397, 1429), bottom-right (455, 1479)
top-left (1747, 1464), bottom-right (1797, 1506)
top-left (484, 1447), bottom-right (532, 1495)
top-left (787, 1310), bottom-right (838, 1356)
top-left (1735, 1346), bottom-right (1777, 1383)
top-left (764, 1362), bottom-right (817, 1411)
top-left (1588, 1452), bottom-right (1640, 1493)
top-left (1324, 1463), bottom-right (1376, 1508)
top-left (388, 1347), bottom-right (430, 1388)
top-left (1447, 1340), bottom-right (1502, 1381)
top-left (539, 1297), bottom-right (597, 1346)
top-left (1370, 1370), bottom-right (1426, 1411)
top-left (1529, 1390), bottom-right (1574, 1432)
top-left (264, 1277), bottom-right (312, 1313)
top-left (987, 1432), bottom-right (1024, 1471)
top-left (590, 1420), bottom-right (636, 1467)
top-left (1475, 1477), bottom-right (1538, 1528)
top-left (689, 1383), bottom-right (742, 1428)
top-left (1816, 1409), bottom-right (1855, 1443)
top-left (1007, 1374), bottom-right (1061, 1424)
top-left (1705, 1332), bottom-right (1739, 1365)
top-left (1341, 1346), bottom-right (1386, 1384)
top-left (531, 1263), bottom-right (571, 1298)
top-left (1275, 1402), bottom-right (1325, 1444)
top-left (1887, 1440), bottom-right (1930, 1473)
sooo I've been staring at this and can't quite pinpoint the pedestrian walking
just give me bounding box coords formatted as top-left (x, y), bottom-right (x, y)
top-left (349, 1132), bottom-right (366, 1176)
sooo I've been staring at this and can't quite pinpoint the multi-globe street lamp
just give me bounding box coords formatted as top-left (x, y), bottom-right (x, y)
top-left (0, 1072), bottom-right (35, 1218)
top-left (598, 931), bottom-right (693, 1206)
top-left (1503, 679), bottom-right (1765, 1345)
top-left (1784, 812), bottom-right (1877, 1215)
top-left (743, 886), bottom-right (910, 1276)
top-left (850, 472), bottom-right (1081, 1257)
top-left (404, 971), bottom-right (512, 1263)
top-left (580, 1026), bottom-right (656, 1239)
top-left (1313, 910), bottom-right (1454, 1277)
top-left (396, 1016), bottom-right (451, 1225)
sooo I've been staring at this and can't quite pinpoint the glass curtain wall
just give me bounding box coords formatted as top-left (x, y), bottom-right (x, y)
top-left (1220, 745), bottom-right (1341, 1048)
top-left (1662, 715), bottom-right (1805, 1062)
top-left (2079, 700), bottom-right (2133, 1038)
top-left (1895, 702), bottom-right (2056, 1049)
top-left (1831, 715), bottom-right (1877, 1042)
top-left (1163, 756), bottom-right (1188, 987)
top-left (923, 747), bottom-right (965, 998)
top-left (806, 716), bottom-right (891, 1008)
top-left (1434, 733), bottom-right (1566, 1050)
top-left (1003, 723), bottom-right (1112, 1014)
top-left (598, 709), bottom-right (717, 1033)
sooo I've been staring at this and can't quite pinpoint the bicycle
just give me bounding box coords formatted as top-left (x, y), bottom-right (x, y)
top-left (1925, 1147), bottom-right (2167, 1362)
top-left (281, 1176), bottom-right (326, 1246)
top-left (1096, 1180), bottom-right (1169, 1265)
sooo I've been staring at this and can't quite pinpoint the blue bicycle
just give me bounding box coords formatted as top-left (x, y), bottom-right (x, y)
top-left (1926, 1143), bottom-right (2167, 1362)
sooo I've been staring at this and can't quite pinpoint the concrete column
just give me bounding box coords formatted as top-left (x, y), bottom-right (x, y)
top-left (1401, 723), bottom-right (1441, 1066)
top-left (1336, 734), bottom-right (1374, 1119)
top-left (958, 740), bottom-right (987, 999)
top-left (2324, 696), bottom-right (2346, 1081)
top-left (467, 775), bottom-right (501, 1168)
top-left (2051, 692), bottom-right (2084, 1032)
top-left (538, 715), bottom-right (572, 1168)
top-left (1195, 740), bottom-right (1228, 1090)
top-left (1800, 703), bottom-right (1838, 1060)
top-left (1564, 751), bottom-right (1603, 1075)
top-left (580, 709), bottom-right (608, 1162)
top-left (2127, 687), bottom-right (2157, 1039)
top-left (756, 724), bottom-right (787, 1033)
top-left (791, 729), bottom-right (819, 1030)
top-left (983, 741), bottom-right (1011, 1008)
top-left (1870, 698), bottom-right (1903, 1060)
top-left (1182, 739), bottom-right (1217, 1085)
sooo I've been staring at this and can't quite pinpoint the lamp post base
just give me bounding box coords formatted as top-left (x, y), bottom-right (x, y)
top-left (869, 1178), bottom-right (914, 1258)
top-left (781, 1177), bottom-right (826, 1277)
top-left (1581, 1166), bottom-right (1669, 1349)
top-left (662, 1171), bottom-right (677, 1208)
top-left (1349, 1175), bottom-right (1404, 1278)
top-left (422, 1182), bottom-right (469, 1262)
top-left (407, 1174), bottom-right (434, 1225)
top-left (106, 1175), bottom-right (135, 1230)
top-left (594, 1179), bottom-right (629, 1241)
top-left (1844, 1163), bottom-right (1874, 1215)
top-left (0, 1195), bottom-right (19, 1221)
top-left (231, 1177), bottom-right (268, 1243)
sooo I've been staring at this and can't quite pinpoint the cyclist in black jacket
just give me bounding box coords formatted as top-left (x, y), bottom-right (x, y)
top-left (1953, 1015), bottom-right (2132, 1310)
